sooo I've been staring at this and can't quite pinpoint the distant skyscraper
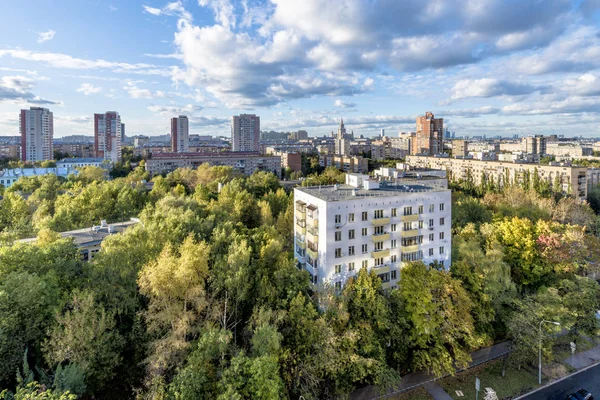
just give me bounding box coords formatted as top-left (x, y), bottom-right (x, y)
top-left (335, 119), bottom-right (351, 156)
top-left (19, 107), bottom-right (54, 162)
top-left (171, 115), bottom-right (189, 153)
top-left (94, 111), bottom-right (122, 162)
top-left (231, 114), bottom-right (260, 152)
top-left (412, 112), bottom-right (444, 156)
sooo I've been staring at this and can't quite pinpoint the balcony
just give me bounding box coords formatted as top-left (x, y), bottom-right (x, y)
top-left (372, 217), bottom-right (390, 226)
top-left (373, 264), bottom-right (391, 274)
top-left (401, 229), bottom-right (419, 237)
top-left (304, 262), bottom-right (317, 276)
top-left (402, 214), bottom-right (419, 222)
top-left (372, 233), bottom-right (390, 242)
top-left (308, 218), bottom-right (318, 227)
top-left (402, 244), bottom-right (420, 253)
top-left (295, 252), bottom-right (306, 264)
top-left (295, 224), bottom-right (306, 235)
top-left (307, 247), bottom-right (318, 260)
top-left (381, 281), bottom-right (392, 290)
top-left (371, 249), bottom-right (390, 258)
top-left (295, 238), bottom-right (306, 249)
top-left (307, 227), bottom-right (318, 243)
top-left (295, 209), bottom-right (306, 221)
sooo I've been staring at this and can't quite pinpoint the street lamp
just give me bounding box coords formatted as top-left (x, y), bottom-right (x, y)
top-left (539, 320), bottom-right (560, 385)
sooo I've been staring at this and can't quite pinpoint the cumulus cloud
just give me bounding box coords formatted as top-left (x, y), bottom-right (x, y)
top-left (147, 103), bottom-right (203, 116)
top-left (0, 75), bottom-right (60, 105)
top-left (37, 29), bottom-right (56, 43)
top-left (450, 78), bottom-right (545, 100)
top-left (76, 83), bottom-right (102, 95)
top-left (124, 81), bottom-right (165, 99)
top-left (334, 99), bottom-right (356, 108)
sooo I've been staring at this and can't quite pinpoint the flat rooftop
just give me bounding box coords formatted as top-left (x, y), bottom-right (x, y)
top-left (19, 220), bottom-right (139, 246)
top-left (296, 181), bottom-right (448, 202)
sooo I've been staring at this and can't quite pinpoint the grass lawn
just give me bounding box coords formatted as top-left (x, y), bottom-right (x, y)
top-left (389, 387), bottom-right (432, 400)
top-left (438, 359), bottom-right (539, 400)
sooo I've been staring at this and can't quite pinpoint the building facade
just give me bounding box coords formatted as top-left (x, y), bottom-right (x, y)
top-left (145, 152), bottom-right (281, 177)
top-left (523, 135), bottom-right (547, 156)
top-left (319, 154), bottom-right (369, 173)
top-left (232, 114), bottom-right (260, 152)
top-left (20, 107), bottom-right (54, 162)
top-left (406, 155), bottom-right (589, 200)
top-left (94, 111), bottom-right (122, 163)
top-left (412, 112), bottom-right (443, 156)
top-left (171, 115), bottom-right (189, 153)
top-left (294, 174), bottom-right (452, 289)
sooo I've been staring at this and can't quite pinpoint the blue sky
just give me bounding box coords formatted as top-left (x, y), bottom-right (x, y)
top-left (0, 0), bottom-right (599, 138)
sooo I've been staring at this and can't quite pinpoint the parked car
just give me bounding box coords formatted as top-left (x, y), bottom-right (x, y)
top-left (567, 389), bottom-right (594, 400)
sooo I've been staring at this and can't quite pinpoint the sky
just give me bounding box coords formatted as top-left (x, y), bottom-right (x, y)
top-left (0, 0), bottom-right (599, 138)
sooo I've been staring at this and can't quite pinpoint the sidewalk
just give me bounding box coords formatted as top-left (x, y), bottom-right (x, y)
top-left (564, 342), bottom-right (600, 369)
top-left (350, 341), bottom-right (511, 400)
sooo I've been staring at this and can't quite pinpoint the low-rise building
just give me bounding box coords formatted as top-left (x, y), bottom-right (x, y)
top-left (406, 155), bottom-right (589, 200)
top-left (294, 173), bottom-right (452, 289)
top-left (145, 152), bottom-right (282, 177)
top-left (319, 154), bottom-right (369, 173)
top-left (53, 143), bottom-right (95, 158)
top-left (0, 144), bottom-right (20, 159)
top-left (57, 157), bottom-right (112, 169)
top-left (0, 166), bottom-right (78, 187)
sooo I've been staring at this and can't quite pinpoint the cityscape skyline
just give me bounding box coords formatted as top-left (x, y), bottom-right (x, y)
top-left (0, 1), bottom-right (599, 138)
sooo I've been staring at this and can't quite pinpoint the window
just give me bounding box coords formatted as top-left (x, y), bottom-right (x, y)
top-left (440, 203), bottom-right (445, 211)
top-left (349, 262), bottom-right (355, 271)
top-left (391, 255), bottom-right (397, 263)
top-left (418, 205), bottom-right (424, 214)
top-left (439, 232), bottom-right (445, 240)
top-left (374, 226), bottom-right (384, 235)
top-left (429, 204), bottom-right (434, 212)
top-left (391, 223), bottom-right (397, 232)
top-left (440, 246), bottom-right (445, 254)
top-left (374, 257), bottom-right (384, 266)
top-left (440, 217), bottom-right (445, 226)
top-left (429, 248), bottom-right (434, 256)
top-left (362, 227), bottom-right (368, 236)
top-left (374, 209), bottom-right (384, 219)
top-left (418, 220), bottom-right (424, 229)
top-left (429, 233), bottom-right (434, 241)
top-left (335, 281), bottom-right (341, 290)
top-left (391, 208), bottom-right (397, 217)
top-left (362, 244), bottom-right (368, 253)
top-left (403, 206), bottom-right (413, 216)
top-left (349, 229), bottom-right (355, 239)
top-left (429, 219), bottom-right (434, 227)
top-left (391, 270), bottom-right (397, 280)
top-left (349, 213), bottom-right (355, 222)
top-left (374, 241), bottom-right (384, 251)
top-left (391, 239), bottom-right (397, 248)
top-left (362, 260), bottom-right (368, 269)
top-left (401, 251), bottom-right (423, 261)
top-left (440, 261), bottom-right (445, 268)
top-left (335, 231), bottom-right (342, 241)
top-left (335, 248), bottom-right (342, 258)
top-left (335, 214), bottom-right (341, 224)
top-left (335, 264), bottom-right (341, 273)
top-left (362, 211), bottom-right (368, 221)
top-left (403, 222), bottom-right (411, 231)
top-left (348, 246), bottom-right (355, 256)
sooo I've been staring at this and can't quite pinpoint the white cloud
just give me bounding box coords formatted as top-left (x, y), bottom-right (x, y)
top-left (124, 81), bottom-right (165, 99)
top-left (0, 75), bottom-right (60, 105)
top-left (450, 78), bottom-right (544, 100)
top-left (109, 5), bottom-right (118, 11)
top-left (143, 6), bottom-right (163, 15)
top-left (37, 29), bottom-right (56, 43)
top-left (147, 103), bottom-right (203, 116)
top-left (198, 0), bottom-right (236, 29)
top-left (76, 83), bottom-right (102, 95)
top-left (333, 99), bottom-right (356, 108)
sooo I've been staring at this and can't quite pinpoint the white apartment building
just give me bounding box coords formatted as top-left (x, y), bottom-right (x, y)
top-left (20, 107), bottom-right (54, 162)
top-left (231, 114), bottom-right (260, 152)
top-left (294, 173), bottom-right (452, 290)
top-left (94, 111), bottom-right (122, 163)
top-left (171, 115), bottom-right (189, 153)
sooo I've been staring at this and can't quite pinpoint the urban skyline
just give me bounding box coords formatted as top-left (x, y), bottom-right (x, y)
top-left (0, 1), bottom-right (599, 138)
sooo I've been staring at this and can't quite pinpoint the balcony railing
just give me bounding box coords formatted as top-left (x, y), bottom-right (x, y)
top-left (371, 217), bottom-right (390, 226)
top-left (401, 214), bottom-right (419, 222)
top-left (307, 247), bottom-right (318, 260)
top-left (401, 229), bottom-right (419, 237)
top-left (372, 233), bottom-right (390, 242)
top-left (402, 244), bottom-right (420, 253)
top-left (371, 248), bottom-right (390, 258)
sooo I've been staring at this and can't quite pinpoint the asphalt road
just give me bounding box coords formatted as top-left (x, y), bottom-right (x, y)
top-left (520, 363), bottom-right (600, 400)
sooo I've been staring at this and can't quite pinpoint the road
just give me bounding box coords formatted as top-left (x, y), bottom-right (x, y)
top-left (519, 363), bottom-right (600, 400)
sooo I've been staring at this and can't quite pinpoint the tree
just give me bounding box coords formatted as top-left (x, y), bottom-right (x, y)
top-left (399, 262), bottom-right (477, 377)
top-left (44, 291), bottom-right (124, 392)
top-left (0, 382), bottom-right (77, 400)
top-left (138, 235), bottom-right (210, 378)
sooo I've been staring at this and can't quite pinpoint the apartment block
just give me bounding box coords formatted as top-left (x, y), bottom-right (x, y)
top-left (145, 152), bottom-right (281, 177)
top-left (20, 107), bottom-right (54, 162)
top-left (232, 114), bottom-right (260, 152)
top-left (94, 111), bottom-right (122, 163)
top-left (319, 154), bottom-right (368, 173)
top-left (171, 115), bottom-right (189, 153)
top-left (54, 143), bottom-right (95, 158)
top-left (523, 135), bottom-right (547, 156)
top-left (412, 112), bottom-right (443, 156)
top-left (406, 156), bottom-right (589, 200)
top-left (294, 173), bottom-right (452, 290)
top-left (453, 140), bottom-right (469, 158)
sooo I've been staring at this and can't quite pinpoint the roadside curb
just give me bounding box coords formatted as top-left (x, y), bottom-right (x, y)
top-left (512, 359), bottom-right (600, 400)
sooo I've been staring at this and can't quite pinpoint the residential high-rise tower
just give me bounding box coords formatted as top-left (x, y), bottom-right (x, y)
top-left (231, 114), bottom-right (260, 152)
top-left (171, 115), bottom-right (189, 153)
top-left (412, 112), bottom-right (444, 156)
top-left (19, 107), bottom-right (54, 162)
top-left (94, 111), bottom-right (122, 162)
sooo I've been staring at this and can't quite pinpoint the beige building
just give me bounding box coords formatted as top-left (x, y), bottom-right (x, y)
top-left (545, 143), bottom-right (592, 158)
top-left (412, 112), bottom-right (443, 156)
top-left (319, 154), bottom-right (368, 173)
top-left (453, 140), bottom-right (469, 158)
top-left (406, 156), bottom-right (589, 200)
top-left (54, 143), bottom-right (95, 158)
top-left (145, 152), bottom-right (281, 177)
top-left (0, 144), bottom-right (20, 159)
